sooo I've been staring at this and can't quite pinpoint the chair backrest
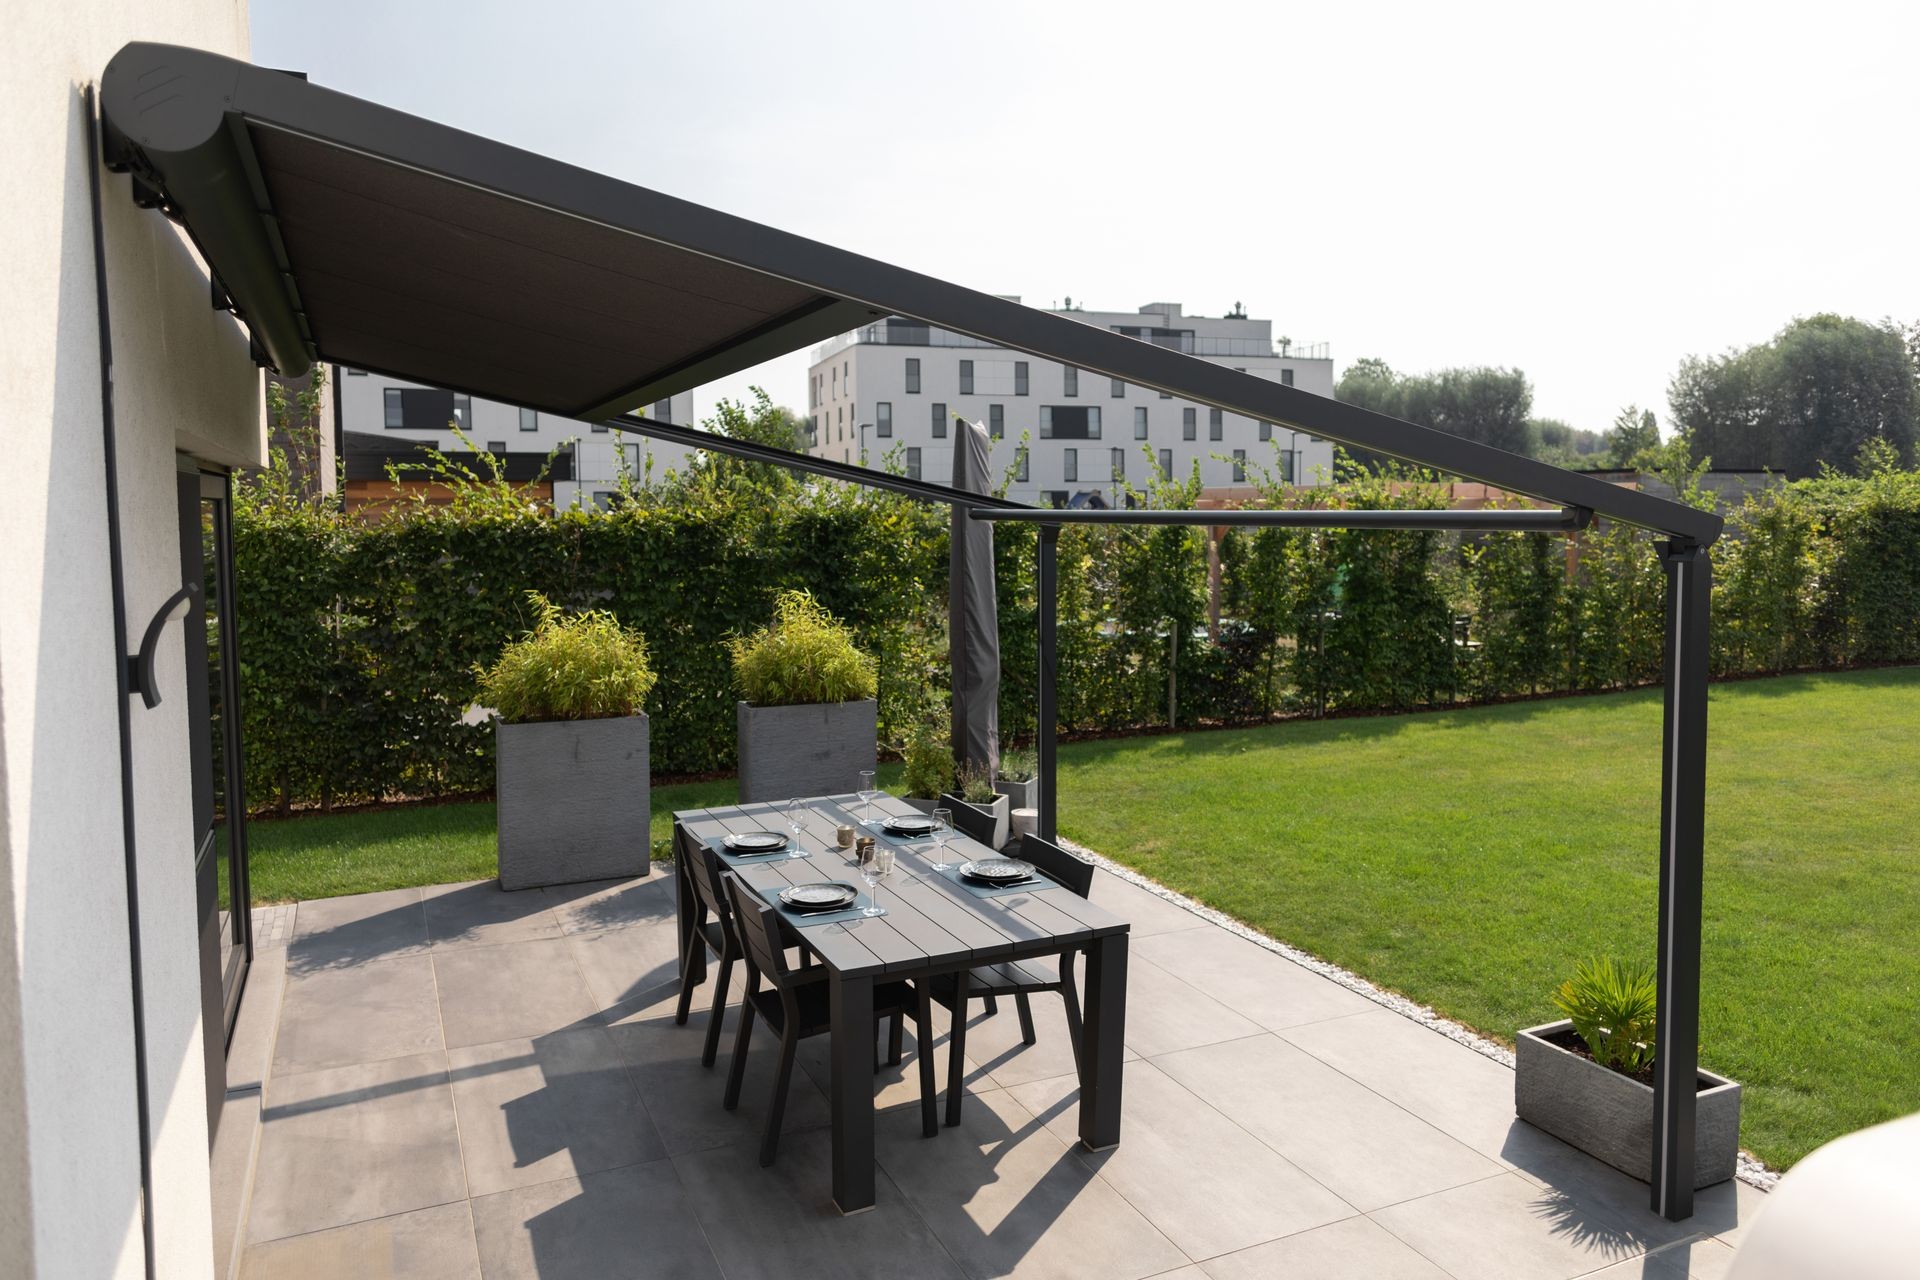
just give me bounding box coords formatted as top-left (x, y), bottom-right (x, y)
top-left (939, 794), bottom-right (998, 847)
top-left (1018, 832), bottom-right (1095, 899)
top-left (682, 831), bottom-right (732, 926)
top-left (721, 872), bottom-right (791, 985)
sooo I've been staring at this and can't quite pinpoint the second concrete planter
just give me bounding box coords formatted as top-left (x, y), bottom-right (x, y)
top-left (736, 698), bottom-right (877, 804)
top-left (496, 714), bottom-right (650, 891)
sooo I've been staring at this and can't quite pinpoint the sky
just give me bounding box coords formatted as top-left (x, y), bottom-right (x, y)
top-left (251, 0), bottom-right (1919, 439)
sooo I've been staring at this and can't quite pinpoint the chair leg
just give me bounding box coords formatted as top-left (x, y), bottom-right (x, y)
top-left (888, 1010), bottom-right (905, 1067)
top-left (675, 940), bottom-right (704, 1026)
top-left (916, 986), bottom-right (938, 1138)
top-left (760, 1033), bottom-right (798, 1167)
top-left (983, 992), bottom-right (999, 1017)
top-left (700, 952), bottom-right (735, 1069)
top-left (1014, 991), bottom-right (1037, 1045)
top-left (722, 1000), bottom-right (756, 1111)
top-left (946, 970), bottom-right (970, 1127)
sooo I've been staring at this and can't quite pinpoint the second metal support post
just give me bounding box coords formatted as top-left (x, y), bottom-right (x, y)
top-left (1037, 523), bottom-right (1059, 843)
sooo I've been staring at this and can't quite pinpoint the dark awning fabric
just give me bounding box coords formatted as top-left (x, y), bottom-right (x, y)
top-left (98, 42), bottom-right (1720, 543)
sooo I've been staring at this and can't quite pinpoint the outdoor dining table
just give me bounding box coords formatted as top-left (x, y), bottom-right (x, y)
top-left (673, 792), bottom-right (1131, 1214)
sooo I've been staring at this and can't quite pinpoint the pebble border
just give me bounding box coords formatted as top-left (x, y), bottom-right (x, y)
top-left (1060, 836), bottom-right (1780, 1193)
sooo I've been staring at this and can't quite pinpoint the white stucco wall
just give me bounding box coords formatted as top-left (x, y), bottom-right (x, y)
top-left (2, 5), bottom-right (258, 1278)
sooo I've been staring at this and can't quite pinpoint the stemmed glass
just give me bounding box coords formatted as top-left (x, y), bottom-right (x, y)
top-left (861, 845), bottom-right (893, 917)
top-left (928, 808), bottom-right (954, 871)
top-left (784, 798), bottom-right (805, 854)
top-left (857, 769), bottom-right (880, 827)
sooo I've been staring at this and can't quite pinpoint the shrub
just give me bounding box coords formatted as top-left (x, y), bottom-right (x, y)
top-left (1551, 956), bottom-right (1658, 1076)
top-left (901, 717), bottom-right (956, 800)
top-left (475, 593), bottom-right (656, 723)
top-left (957, 760), bottom-right (997, 804)
top-left (996, 745), bottom-right (1036, 783)
top-left (730, 589), bottom-right (878, 707)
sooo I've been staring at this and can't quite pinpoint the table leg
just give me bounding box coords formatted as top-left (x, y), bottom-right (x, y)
top-left (1079, 932), bottom-right (1128, 1151)
top-left (830, 971), bottom-right (877, 1214)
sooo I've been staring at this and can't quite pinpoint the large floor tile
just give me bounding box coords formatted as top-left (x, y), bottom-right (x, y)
top-left (240, 1202), bottom-right (479, 1280)
top-left (249, 1051), bottom-right (465, 1243)
top-left (287, 886), bottom-right (427, 974)
top-left (1371, 1172), bottom-right (1646, 1280)
top-left (468, 1159), bottom-right (721, 1280)
top-left (273, 954), bottom-right (443, 1076)
top-left (542, 872), bottom-right (675, 935)
top-left (1199, 1216), bottom-right (1450, 1279)
top-left (447, 1027), bottom-right (665, 1196)
top-left (875, 1086), bottom-right (1188, 1280)
top-left (1120, 954), bottom-right (1265, 1060)
top-left (1134, 925), bottom-right (1376, 1031)
top-left (565, 917), bottom-right (685, 1012)
top-left (1086, 871), bottom-right (1212, 937)
top-left (432, 938), bottom-right (597, 1048)
top-left (1009, 1059), bottom-right (1356, 1261)
top-left (422, 879), bottom-right (562, 951)
top-left (1155, 1033), bottom-right (1501, 1211)
top-left (674, 1129), bottom-right (967, 1280)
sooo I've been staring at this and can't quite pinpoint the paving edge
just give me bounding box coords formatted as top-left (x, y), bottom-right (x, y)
top-left (1059, 835), bottom-right (1781, 1194)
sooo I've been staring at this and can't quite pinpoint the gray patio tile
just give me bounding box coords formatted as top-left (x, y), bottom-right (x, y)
top-left (446, 1026), bottom-right (665, 1197)
top-left (542, 872), bottom-right (674, 935)
top-left (674, 1129), bottom-right (967, 1280)
top-left (1087, 870), bottom-right (1211, 937)
top-left (1575, 1246), bottom-right (1693, 1278)
top-left (468, 1158), bottom-right (721, 1280)
top-left (1120, 953), bottom-right (1265, 1060)
top-left (874, 1085), bottom-right (1188, 1280)
top-left (1154, 1033), bottom-right (1502, 1211)
top-left (286, 886), bottom-right (427, 973)
top-left (1008, 1059), bottom-right (1357, 1261)
top-left (1133, 925), bottom-right (1376, 1031)
top-left (1370, 1171), bottom-right (1646, 1280)
top-left (432, 938), bottom-right (597, 1048)
top-left (564, 915), bottom-right (685, 1013)
top-left (273, 953), bottom-right (443, 1077)
top-left (249, 1050), bottom-right (465, 1243)
top-left (240, 1201), bottom-right (480, 1279)
top-left (1199, 1216), bottom-right (1450, 1279)
top-left (422, 879), bottom-right (563, 951)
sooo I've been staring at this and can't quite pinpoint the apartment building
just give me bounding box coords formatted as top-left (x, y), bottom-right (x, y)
top-left (804, 300), bottom-right (1336, 505)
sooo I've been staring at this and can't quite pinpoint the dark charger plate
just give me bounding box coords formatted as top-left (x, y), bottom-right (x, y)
top-left (779, 882), bottom-right (859, 912)
top-left (960, 857), bottom-right (1035, 884)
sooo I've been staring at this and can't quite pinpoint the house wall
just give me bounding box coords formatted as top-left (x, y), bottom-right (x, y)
top-left (2, 5), bottom-right (259, 1279)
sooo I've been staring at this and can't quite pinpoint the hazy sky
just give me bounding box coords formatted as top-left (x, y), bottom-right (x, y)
top-left (251, 0), bottom-right (1917, 437)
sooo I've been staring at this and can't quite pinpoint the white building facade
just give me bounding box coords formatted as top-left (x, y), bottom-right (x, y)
top-left (335, 369), bottom-right (698, 507)
top-left (805, 301), bottom-right (1335, 505)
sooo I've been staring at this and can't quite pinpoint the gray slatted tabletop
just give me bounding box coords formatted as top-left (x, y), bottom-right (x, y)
top-left (674, 792), bottom-right (1130, 1214)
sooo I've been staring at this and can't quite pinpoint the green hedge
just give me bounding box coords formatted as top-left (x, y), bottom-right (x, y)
top-left (234, 453), bottom-right (1920, 813)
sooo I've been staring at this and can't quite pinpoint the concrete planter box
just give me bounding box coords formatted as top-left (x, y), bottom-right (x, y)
top-left (1515, 1019), bottom-right (1741, 1189)
top-left (953, 793), bottom-right (1012, 849)
top-left (736, 699), bottom-right (877, 804)
top-left (496, 714), bottom-right (650, 891)
top-left (994, 777), bottom-right (1036, 813)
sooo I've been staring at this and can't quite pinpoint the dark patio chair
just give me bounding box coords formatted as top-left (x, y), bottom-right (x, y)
top-left (934, 832), bottom-right (1095, 1126)
top-left (938, 792), bottom-right (999, 847)
top-left (720, 873), bottom-right (938, 1164)
top-left (673, 827), bottom-right (812, 1067)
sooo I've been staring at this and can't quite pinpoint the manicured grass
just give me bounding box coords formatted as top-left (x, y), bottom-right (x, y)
top-left (1059, 666), bottom-right (1920, 1171)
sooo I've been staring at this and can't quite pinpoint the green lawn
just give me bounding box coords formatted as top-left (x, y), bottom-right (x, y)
top-left (246, 668), bottom-right (1920, 1170)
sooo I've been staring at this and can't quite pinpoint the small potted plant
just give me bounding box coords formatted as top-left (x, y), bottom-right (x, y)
top-left (731, 589), bottom-right (878, 803)
top-left (1516, 957), bottom-right (1742, 1188)
top-left (946, 761), bottom-right (1011, 849)
top-left (899, 717), bottom-right (956, 815)
top-left (994, 745), bottom-right (1038, 813)
top-left (478, 594), bottom-right (657, 890)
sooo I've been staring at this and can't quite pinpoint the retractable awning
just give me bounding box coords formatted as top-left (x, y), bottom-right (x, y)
top-left (99, 41), bottom-right (1719, 544)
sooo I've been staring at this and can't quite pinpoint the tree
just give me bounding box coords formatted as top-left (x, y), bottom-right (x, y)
top-left (1668, 315), bottom-right (1917, 476)
top-left (1531, 417), bottom-right (1608, 469)
top-left (1335, 357), bottom-right (1403, 417)
top-left (1603, 405), bottom-right (1660, 468)
top-left (1336, 361), bottom-right (1535, 461)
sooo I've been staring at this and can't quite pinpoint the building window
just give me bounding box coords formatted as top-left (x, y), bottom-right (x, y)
top-left (383, 387), bottom-right (404, 428)
top-left (1209, 407), bottom-right (1224, 441)
top-left (384, 386), bottom-right (472, 431)
top-left (832, 367), bottom-right (837, 397)
top-left (520, 407), bottom-right (538, 432)
top-left (1159, 388), bottom-right (1172, 400)
top-left (1063, 366), bottom-right (1078, 397)
top-left (1039, 406), bottom-right (1101, 440)
top-left (486, 440), bottom-right (506, 452)
top-left (1016, 445), bottom-right (1030, 482)
top-left (1111, 447), bottom-right (1125, 481)
top-left (593, 490), bottom-right (618, 510)
top-left (346, 367), bottom-right (367, 376)
top-left (1110, 378), bottom-right (1125, 398)
top-left (906, 447), bottom-right (922, 480)
top-left (1063, 448), bottom-right (1078, 483)
top-left (905, 358), bottom-right (921, 394)
top-left (453, 394), bottom-right (471, 428)
top-left (1281, 368), bottom-right (1295, 387)
top-left (592, 420), bottom-right (609, 433)
top-left (932, 402), bottom-right (948, 438)
top-left (1014, 362), bottom-right (1029, 396)
top-left (1159, 448), bottom-right (1174, 479)
top-left (989, 404), bottom-right (1003, 438)
top-left (1182, 407), bottom-right (1196, 441)
top-left (960, 360), bottom-right (974, 395)
top-left (876, 401), bottom-right (892, 438)
top-left (1259, 421), bottom-right (1272, 441)
top-left (1281, 449), bottom-right (1297, 484)
top-left (1232, 449), bottom-right (1247, 482)
top-left (652, 398), bottom-right (673, 424)
top-left (1134, 407), bottom-right (1148, 439)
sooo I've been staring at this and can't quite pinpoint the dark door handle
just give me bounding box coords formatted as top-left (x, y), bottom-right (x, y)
top-left (128, 583), bottom-right (199, 709)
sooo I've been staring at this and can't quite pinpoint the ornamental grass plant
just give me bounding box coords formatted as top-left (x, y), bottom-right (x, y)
top-left (730, 589), bottom-right (878, 707)
top-left (476, 593), bottom-right (657, 723)
top-left (1552, 956), bottom-right (1659, 1077)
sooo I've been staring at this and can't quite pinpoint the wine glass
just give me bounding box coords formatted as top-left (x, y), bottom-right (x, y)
top-left (857, 769), bottom-right (880, 827)
top-left (784, 798), bottom-right (805, 853)
top-left (862, 845), bottom-right (893, 917)
top-left (928, 808), bottom-right (954, 871)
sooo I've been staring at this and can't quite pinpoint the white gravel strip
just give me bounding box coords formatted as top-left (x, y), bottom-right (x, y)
top-left (1059, 836), bottom-right (1780, 1194)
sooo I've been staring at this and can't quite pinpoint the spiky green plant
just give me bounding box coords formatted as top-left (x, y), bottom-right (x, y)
top-left (1552, 956), bottom-right (1658, 1075)
top-left (475, 594), bottom-right (656, 723)
top-left (901, 717), bottom-right (956, 800)
top-left (729, 590), bottom-right (877, 707)
top-left (996, 746), bottom-right (1037, 783)
top-left (958, 760), bottom-right (998, 804)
